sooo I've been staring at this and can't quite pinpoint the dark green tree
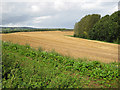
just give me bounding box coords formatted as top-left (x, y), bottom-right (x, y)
top-left (74, 14), bottom-right (101, 38)
top-left (89, 11), bottom-right (120, 44)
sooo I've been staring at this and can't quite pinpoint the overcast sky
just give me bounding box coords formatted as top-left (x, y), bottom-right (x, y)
top-left (0, 0), bottom-right (119, 28)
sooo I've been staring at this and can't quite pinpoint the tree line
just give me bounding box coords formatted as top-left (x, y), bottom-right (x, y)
top-left (74, 11), bottom-right (120, 44)
top-left (1, 27), bottom-right (73, 33)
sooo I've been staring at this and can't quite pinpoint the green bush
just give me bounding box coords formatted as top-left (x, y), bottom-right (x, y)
top-left (74, 14), bottom-right (101, 38)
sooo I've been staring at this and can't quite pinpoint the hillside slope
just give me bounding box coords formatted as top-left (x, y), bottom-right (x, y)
top-left (1, 31), bottom-right (118, 63)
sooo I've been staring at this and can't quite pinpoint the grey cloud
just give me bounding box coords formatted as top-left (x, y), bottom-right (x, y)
top-left (1, 1), bottom-right (119, 28)
top-left (2, 15), bottom-right (31, 24)
top-left (118, 1), bottom-right (120, 10)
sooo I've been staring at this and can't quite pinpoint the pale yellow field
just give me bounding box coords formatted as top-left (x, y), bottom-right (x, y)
top-left (1, 31), bottom-right (119, 63)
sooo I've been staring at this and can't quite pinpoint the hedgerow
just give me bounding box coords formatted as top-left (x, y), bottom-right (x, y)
top-left (1, 28), bottom-right (72, 34)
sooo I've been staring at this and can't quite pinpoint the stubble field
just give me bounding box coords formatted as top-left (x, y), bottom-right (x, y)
top-left (1, 31), bottom-right (118, 63)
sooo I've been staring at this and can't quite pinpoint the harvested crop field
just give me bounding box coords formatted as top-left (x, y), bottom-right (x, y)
top-left (1, 31), bottom-right (119, 63)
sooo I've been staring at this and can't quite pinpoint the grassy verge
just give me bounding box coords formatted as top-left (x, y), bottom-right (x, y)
top-left (65, 35), bottom-right (120, 45)
top-left (2, 41), bottom-right (120, 88)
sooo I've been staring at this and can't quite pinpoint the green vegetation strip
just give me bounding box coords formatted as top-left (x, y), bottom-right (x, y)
top-left (2, 41), bottom-right (120, 88)
top-left (65, 35), bottom-right (119, 45)
top-left (1, 27), bottom-right (73, 34)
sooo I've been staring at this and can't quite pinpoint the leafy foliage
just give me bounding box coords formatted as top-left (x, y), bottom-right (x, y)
top-left (74, 14), bottom-right (101, 38)
top-left (2, 41), bottom-right (119, 88)
top-left (74, 11), bottom-right (120, 44)
top-left (89, 11), bottom-right (120, 44)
